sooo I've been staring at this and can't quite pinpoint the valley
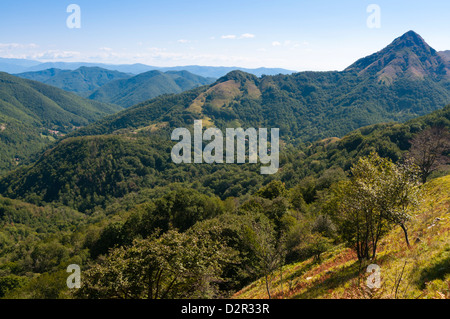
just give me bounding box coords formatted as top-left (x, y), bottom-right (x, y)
top-left (0, 30), bottom-right (449, 300)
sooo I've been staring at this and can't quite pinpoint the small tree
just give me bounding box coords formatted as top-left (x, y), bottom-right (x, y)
top-left (243, 215), bottom-right (283, 299)
top-left (407, 126), bottom-right (450, 183)
top-left (329, 153), bottom-right (421, 260)
top-left (377, 159), bottom-right (421, 248)
top-left (76, 229), bottom-right (232, 299)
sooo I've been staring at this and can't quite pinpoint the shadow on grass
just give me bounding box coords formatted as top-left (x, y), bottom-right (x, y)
top-left (292, 261), bottom-right (362, 299)
top-left (284, 259), bottom-right (318, 282)
top-left (417, 252), bottom-right (450, 289)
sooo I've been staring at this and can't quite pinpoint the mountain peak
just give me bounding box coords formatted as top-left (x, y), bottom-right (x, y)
top-left (391, 30), bottom-right (432, 51)
top-left (399, 30), bottom-right (422, 40)
top-left (217, 70), bottom-right (259, 85)
top-left (345, 31), bottom-right (449, 83)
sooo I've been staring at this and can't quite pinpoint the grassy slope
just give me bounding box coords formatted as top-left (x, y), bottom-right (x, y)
top-left (234, 175), bottom-right (450, 299)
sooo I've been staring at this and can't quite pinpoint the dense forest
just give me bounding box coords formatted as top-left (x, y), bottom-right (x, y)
top-left (0, 30), bottom-right (449, 299)
top-left (0, 103), bottom-right (448, 298)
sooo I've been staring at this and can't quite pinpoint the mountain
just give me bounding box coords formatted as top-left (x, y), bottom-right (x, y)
top-left (0, 57), bottom-right (41, 74)
top-left (1, 31), bottom-right (450, 207)
top-left (1, 59), bottom-right (295, 78)
top-left (1, 104), bottom-right (448, 299)
top-left (1, 99), bottom-right (448, 213)
top-left (154, 66), bottom-right (296, 78)
top-left (88, 70), bottom-right (215, 108)
top-left (0, 72), bottom-right (123, 174)
top-left (16, 67), bottom-right (132, 96)
top-left (440, 50), bottom-right (450, 62)
top-left (63, 32), bottom-right (449, 142)
top-left (15, 67), bottom-right (216, 107)
top-left (1, 31), bottom-right (450, 300)
top-left (346, 31), bottom-right (450, 84)
top-left (74, 71), bottom-right (450, 143)
top-left (19, 61), bottom-right (130, 73)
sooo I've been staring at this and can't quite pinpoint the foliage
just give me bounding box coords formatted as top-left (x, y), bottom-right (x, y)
top-left (0, 71), bottom-right (122, 174)
top-left (235, 175), bottom-right (450, 299)
top-left (327, 153), bottom-right (421, 260)
top-left (89, 70), bottom-right (214, 108)
top-left (77, 229), bottom-right (233, 299)
top-left (407, 126), bottom-right (450, 183)
top-left (16, 67), bottom-right (132, 96)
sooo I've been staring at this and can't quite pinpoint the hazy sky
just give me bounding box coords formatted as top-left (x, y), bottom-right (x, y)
top-left (1, 0), bottom-right (450, 71)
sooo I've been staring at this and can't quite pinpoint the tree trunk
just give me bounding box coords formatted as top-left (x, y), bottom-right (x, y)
top-left (400, 224), bottom-right (411, 249)
top-left (265, 274), bottom-right (271, 299)
top-left (280, 264), bottom-right (283, 298)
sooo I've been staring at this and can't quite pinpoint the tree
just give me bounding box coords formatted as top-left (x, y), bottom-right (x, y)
top-left (144, 188), bottom-right (224, 234)
top-left (242, 214), bottom-right (284, 299)
top-left (0, 275), bottom-right (27, 298)
top-left (331, 179), bottom-right (388, 260)
top-left (376, 159), bottom-right (421, 248)
top-left (255, 180), bottom-right (288, 200)
top-left (328, 153), bottom-right (421, 260)
top-left (303, 233), bottom-right (334, 263)
top-left (407, 126), bottom-right (450, 183)
top-left (76, 229), bottom-right (233, 299)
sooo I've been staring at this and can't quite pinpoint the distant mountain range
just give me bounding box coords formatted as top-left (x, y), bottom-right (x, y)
top-left (16, 67), bottom-right (216, 107)
top-left (0, 58), bottom-right (295, 78)
top-left (88, 70), bottom-right (215, 108)
top-left (1, 30), bottom-right (449, 176)
top-left (73, 31), bottom-right (450, 142)
top-left (0, 58), bottom-right (40, 74)
top-left (16, 67), bottom-right (133, 97)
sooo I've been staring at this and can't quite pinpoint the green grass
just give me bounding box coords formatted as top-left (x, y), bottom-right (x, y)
top-left (234, 175), bottom-right (450, 299)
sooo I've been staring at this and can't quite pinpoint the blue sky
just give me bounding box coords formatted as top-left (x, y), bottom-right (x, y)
top-left (1, 0), bottom-right (450, 71)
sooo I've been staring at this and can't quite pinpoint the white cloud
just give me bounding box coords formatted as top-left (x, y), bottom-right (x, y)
top-left (240, 33), bottom-right (255, 39)
top-left (272, 41), bottom-right (281, 47)
top-left (221, 35), bottom-right (237, 39)
top-left (31, 50), bottom-right (81, 60)
top-left (177, 39), bottom-right (190, 44)
top-left (221, 34), bottom-right (255, 40)
top-left (0, 43), bottom-right (38, 49)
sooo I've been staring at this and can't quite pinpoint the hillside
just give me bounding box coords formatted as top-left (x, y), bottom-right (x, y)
top-left (16, 67), bottom-right (132, 97)
top-left (15, 67), bottom-right (216, 107)
top-left (346, 31), bottom-right (450, 84)
top-left (88, 70), bottom-right (215, 108)
top-left (1, 103), bottom-right (448, 214)
top-left (234, 174), bottom-right (450, 299)
top-left (0, 105), bottom-right (448, 299)
top-left (0, 72), bottom-right (123, 174)
top-left (59, 32), bottom-right (449, 143)
top-left (439, 51), bottom-right (450, 62)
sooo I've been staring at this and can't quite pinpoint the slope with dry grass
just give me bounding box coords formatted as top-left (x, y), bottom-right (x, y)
top-left (234, 175), bottom-right (450, 299)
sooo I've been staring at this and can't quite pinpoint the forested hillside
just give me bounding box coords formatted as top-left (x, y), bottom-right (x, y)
top-left (0, 31), bottom-right (449, 300)
top-left (88, 70), bottom-right (215, 108)
top-left (235, 174), bottom-right (450, 299)
top-left (0, 104), bottom-right (448, 298)
top-left (16, 67), bottom-right (132, 97)
top-left (0, 72), bottom-right (122, 174)
top-left (71, 32), bottom-right (450, 143)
